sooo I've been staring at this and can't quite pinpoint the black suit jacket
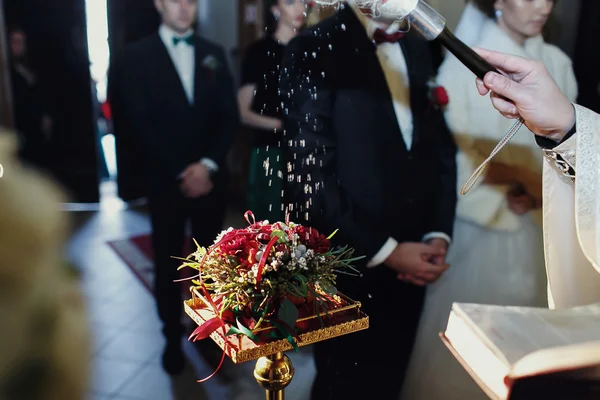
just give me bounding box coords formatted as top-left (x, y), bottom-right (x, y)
top-left (118, 34), bottom-right (239, 192)
top-left (281, 6), bottom-right (457, 264)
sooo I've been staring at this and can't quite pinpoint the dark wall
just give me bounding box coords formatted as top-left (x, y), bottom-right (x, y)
top-left (573, 1), bottom-right (600, 113)
top-left (106, 0), bottom-right (160, 202)
top-left (3, 0), bottom-right (99, 202)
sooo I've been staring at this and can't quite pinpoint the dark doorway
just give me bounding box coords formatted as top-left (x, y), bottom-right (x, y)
top-left (3, 0), bottom-right (99, 202)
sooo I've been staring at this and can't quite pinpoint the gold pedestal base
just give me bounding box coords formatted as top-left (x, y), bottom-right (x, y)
top-left (184, 289), bottom-right (368, 399)
top-left (254, 352), bottom-right (295, 400)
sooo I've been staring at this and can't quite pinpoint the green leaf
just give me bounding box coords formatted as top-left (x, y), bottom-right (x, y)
top-left (225, 318), bottom-right (258, 342)
top-left (269, 319), bottom-right (299, 351)
top-left (226, 326), bottom-right (241, 336)
top-left (286, 284), bottom-right (306, 298)
top-left (290, 275), bottom-right (308, 297)
top-left (318, 282), bottom-right (337, 296)
top-left (236, 317), bottom-right (259, 341)
top-left (292, 273), bottom-right (308, 284)
top-left (271, 230), bottom-right (287, 243)
top-left (278, 297), bottom-right (299, 329)
top-left (326, 229), bottom-right (339, 240)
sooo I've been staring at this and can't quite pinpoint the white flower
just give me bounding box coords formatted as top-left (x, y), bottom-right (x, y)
top-left (215, 227), bottom-right (234, 243)
top-left (255, 251), bottom-right (264, 262)
top-left (202, 54), bottom-right (220, 71)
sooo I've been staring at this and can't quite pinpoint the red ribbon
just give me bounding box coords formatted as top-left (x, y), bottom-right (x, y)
top-left (256, 235), bottom-right (279, 284)
top-left (194, 284), bottom-right (228, 383)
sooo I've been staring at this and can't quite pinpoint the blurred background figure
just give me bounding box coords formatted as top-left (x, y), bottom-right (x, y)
top-left (7, 26), bottom-right (54, 173)
top-left (402, 1), bottom-right (578, 399)
top-left (0, 129), bottom-right (90, 400)
top-left (117, 0), bottom-right (239, 377)
top-left (238, 0), bottom-right (306, 223)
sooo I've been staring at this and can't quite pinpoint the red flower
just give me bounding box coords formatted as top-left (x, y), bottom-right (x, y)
top-left (293, 226), bottom-right (330, 253)
top-left (431, 86), bottom-right (449, 107)
top-left (220, 235), bottom-right (248, 255)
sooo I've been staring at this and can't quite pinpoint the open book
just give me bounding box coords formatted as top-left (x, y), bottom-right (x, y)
top-left (441, 302), bottom-right (600, 400)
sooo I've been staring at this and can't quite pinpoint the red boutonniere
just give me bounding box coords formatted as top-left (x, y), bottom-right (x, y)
top-left (427, 77), bottom-right (449, 109)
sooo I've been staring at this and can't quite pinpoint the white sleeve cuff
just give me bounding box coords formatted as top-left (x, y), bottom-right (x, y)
top-left (367, 237), bottom-right (398, 268)
top-left (422, 232), bottom-right (452, 245)
top-left (200, 158), bottom-right (219, 172)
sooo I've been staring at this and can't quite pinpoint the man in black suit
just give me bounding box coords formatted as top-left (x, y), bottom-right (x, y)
top-left (280, 3), bottom-right (457, 398)
top-left (119, 0), bottom-right (239, 375)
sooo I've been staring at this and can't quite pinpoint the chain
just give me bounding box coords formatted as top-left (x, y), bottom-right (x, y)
top-left (460, 117), bottom-right (525, 195)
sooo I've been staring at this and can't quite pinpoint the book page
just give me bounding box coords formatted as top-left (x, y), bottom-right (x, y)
top-left (454, 302), bottom-right (600, 366)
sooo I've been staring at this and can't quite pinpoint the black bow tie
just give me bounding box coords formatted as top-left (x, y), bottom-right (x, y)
top-left (373, 29), bottom-right (405, 45)
top-left (173, 34), bottom-right (195, 46)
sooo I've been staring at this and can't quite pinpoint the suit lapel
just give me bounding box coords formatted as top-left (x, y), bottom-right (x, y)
top-left (153, 35), bottom-right (191, 108)
top-left (193, 38), bottom-right (210, 108)
top-left (338, 7), bottom-right (407, 152)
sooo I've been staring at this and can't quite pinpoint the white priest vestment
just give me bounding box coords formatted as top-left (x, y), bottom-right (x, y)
top-left (542, 105), bottom-right (600, 309)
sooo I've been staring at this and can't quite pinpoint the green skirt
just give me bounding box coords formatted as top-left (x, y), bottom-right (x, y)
top-left (246, 146), bottom-right (284, 223)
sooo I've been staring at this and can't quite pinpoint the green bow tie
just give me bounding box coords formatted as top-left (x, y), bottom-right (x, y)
top-left (173, 34), bottom-right (194, 46)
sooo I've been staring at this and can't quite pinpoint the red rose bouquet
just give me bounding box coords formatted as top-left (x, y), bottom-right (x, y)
top-left (180, 211), bottom-right (363, 349)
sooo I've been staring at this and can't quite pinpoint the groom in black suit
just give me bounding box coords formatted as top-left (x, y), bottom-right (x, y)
top-left (118, 0), bottom-right (239, 375)
top-left (281, 3), bottom-right (457, 398)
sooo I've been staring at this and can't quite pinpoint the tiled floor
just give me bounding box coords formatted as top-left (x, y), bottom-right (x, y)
top-left (67, 181), bottom-right (315, 400)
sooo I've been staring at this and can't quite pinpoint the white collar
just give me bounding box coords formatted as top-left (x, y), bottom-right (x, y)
top-left (158, 24), bottom-right (194, 47)
top-left (348, 3), bottom-right (401, 40)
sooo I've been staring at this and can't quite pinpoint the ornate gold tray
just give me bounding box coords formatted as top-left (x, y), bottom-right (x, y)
top-left (184, 289), bottom-right (369, 363)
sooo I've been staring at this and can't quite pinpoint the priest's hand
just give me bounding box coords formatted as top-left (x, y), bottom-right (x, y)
top-left (385, 242), bottom-right (449, 286)
top-left (473, 48), bottom-right (575, 142)
top-left (179, 163), bottom-right (213, 198)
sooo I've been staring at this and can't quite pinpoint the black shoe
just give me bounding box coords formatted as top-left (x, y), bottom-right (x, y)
top-left (162, 343), bottom-right (186, 376)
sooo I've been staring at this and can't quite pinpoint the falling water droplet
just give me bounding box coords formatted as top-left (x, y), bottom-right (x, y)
top-left (312, 52), bottom-right (317, 59)
top-left (368, 294), bottom-right (373, 299)
top-left (341, 24), bottom-right (346, 31)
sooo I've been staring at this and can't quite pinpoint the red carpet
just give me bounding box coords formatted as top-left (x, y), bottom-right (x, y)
top-left (107, 233), bottom-right (195, 294)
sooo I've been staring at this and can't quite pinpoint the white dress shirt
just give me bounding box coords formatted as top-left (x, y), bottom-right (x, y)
top-left (158, 24), bottom-right (219, 173)
top-left (159, 24), bottom-right (195, 104)
top-left (349, 6), bottom-right (451, 267)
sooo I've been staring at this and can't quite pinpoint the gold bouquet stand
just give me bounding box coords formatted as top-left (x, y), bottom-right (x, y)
top-left (184, 289), bottom-right (369, 399)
